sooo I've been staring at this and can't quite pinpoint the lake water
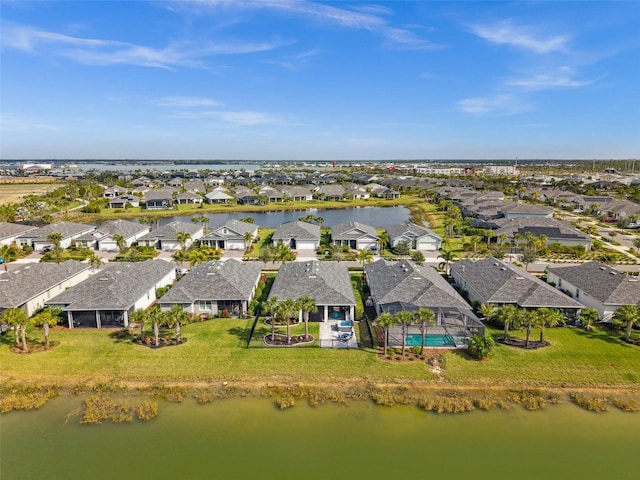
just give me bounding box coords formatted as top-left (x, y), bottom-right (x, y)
top-left (160, 206), bottom-right (410, 228)
top-left (2, 396), bottom-right (639, 480)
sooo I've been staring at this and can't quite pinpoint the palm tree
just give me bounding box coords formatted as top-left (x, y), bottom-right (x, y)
top-left (377, 230), bottom-right (389, 253)
top-left (278, 298), bottom-right (298, 344)
top-left (112, 233), bottom-right (126, 254)
top-left (375, 313), bottom-right (396, 356)
top-left (167, 304), bottom-right (189, 344)
top-left (129, 309), bottom-right (147, 339)
top-left (479, 304), bottom-right (495, 322)
top-left (274, 241), bottom-right (295, 264)
top-left (188, 249), bottom-right (208, 267)
top-left (513, 233), bottom-right (524, 251)
top-left (32, 307), bottom-right (61, 349)
top-left (395, 311), bottom-right (413, 357)
top-left (146, 305), bottom-right (164, 347)
top-left (1, 307), bottom-right (28, 350)
top-left (296, 295), bottom-right (317, 341)
top-left (243, 231), bottom-right (254, 251)
top-left (356, 248), bottom-right (373, 269)
top-left (172, 249), bottom-right (189, 272)
top-left (498, 233), bottom-right (508, 246)
top-left (470, 235), bottom-right (482, 254)
top-left (579, 308), bottom-right (599, 331)
top-left (87, 252), bottom-right (103, 271)
top-left (613, 305), bottom-right (640, 342)
top-left (520, 310), bottom-right (538, 348)
top-left (47, 232), bottom-right (64, 261)
top-left (484, 230), bottom-right (496, 247)
top-left (537, 308), bottom-right (564, 342)
top-left (438, 248), bottom-right (457, 276)
top-left (414, 308), bottom-right (435, 354)
top-left (263, 296), bottom-right (279, 341)
top-left (495, 304), bottom-right (521, 341)
top-left (176, 231), bottom-right (191, 252)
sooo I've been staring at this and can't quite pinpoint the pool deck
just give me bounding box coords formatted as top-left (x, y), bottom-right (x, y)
top-left (319, 320), bottom-right (358, 349)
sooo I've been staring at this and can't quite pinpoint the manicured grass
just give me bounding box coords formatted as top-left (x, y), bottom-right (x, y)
top-left (442, 326), bottom-right (640, 387)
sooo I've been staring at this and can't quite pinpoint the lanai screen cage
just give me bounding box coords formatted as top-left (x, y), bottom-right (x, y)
top-left (381, 303), bottom-right (485, 349)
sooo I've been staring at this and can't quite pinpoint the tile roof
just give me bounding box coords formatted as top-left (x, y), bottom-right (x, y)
top-left (268, 261), bottom-right (356, 306)
top-left (47, 260), bottom-right (175, 310)
top-left (365, 259), bottom-right (471, 311)
top-left (0, 260), bottom-right (89, 310)
top-left (547, 262), bottom-right (640, 306)
top-left (160, 259), bottom-right (262, 303)
top-left (452, 257), bottom-right (582, 309)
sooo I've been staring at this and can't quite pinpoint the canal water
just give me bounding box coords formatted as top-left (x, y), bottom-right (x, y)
top-left (159, 206), bottom-right (410, 228)
top-left (2, 396), bottom-right (638, 480)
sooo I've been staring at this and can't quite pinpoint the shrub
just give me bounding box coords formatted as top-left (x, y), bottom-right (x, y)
top-left (467, 335), bottom-right (495, 360)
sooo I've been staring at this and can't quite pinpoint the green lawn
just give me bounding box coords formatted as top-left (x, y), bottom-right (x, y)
top-left (2, 320), bottom-right (639, 389)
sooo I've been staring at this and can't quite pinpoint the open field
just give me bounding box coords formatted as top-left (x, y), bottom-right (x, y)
top-left (0, 179), bottom-right (65, 205)
top-left (1, 321), bottom-right (639, 392)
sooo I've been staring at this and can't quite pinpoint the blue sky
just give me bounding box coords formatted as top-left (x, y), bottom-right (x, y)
top-left (1, 0), bottom-right (639, 160)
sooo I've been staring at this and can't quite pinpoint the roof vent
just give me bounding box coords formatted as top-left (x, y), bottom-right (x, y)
top-left (610, 272), bottom-right (617, 275)
top-left (99, 277), bottom-right (109, 281)
top-left (516, 276), bottom-right (524, 280)
top-left (493, 262), bottom-right (499, 266)
top-left (599, 266), bottom-right (606, 270)
top-left (500, 267), bottom-right (506, 271)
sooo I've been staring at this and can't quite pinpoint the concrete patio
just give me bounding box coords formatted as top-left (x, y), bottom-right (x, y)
top-left (319, 320), bottom-right (358, 349)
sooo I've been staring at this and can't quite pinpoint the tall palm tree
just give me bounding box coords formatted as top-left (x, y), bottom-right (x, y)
top-left (513, 233), bottom-right (524, 251)
top-left (176, 231), bottom-right (191, 252)
top-left (47, 232), bottom-right (64, 261)
top-left (579, 308), bottom-right (599, 331)
top-left (498, 233), bottom-right (508, 246)
top-left (1, 307), bottom-right (28, 350)
top-left (146, 305), bottom-right (164, 347)
top-left (263, 297), bottom-right (279, 341)
top-left (613, 305), bottom-right (640, 342)
top-left (356, 248), bottom-right (373, 268)
top-left (172, 249), bottom-right (189, 272)
top-left (129, 309), bottom-right (147, 339)
top-left (520, 310), bottom-right (538, 348)
top-left (495, 304), bottom-right (521, 341)
top-left (296, 295), bottom-right (317, 341)
top-left (188, 249), bottom-right (208, 267)
top-left (479, 304), bottom-right (495, 322)
top-left (112, 233), bottom-right (126, 254)
top-left (377, 230), bottom-right (389, 252)
top-left (32, 307), bottom-right (61, 349)
top-left (414, 308), bottom-right (435, 354)
top-left (438, 248), bottom-right (457, 276)
top-left (243, 231), bottom-right (254, 251)
top-left (395, 311), bottom-right (414, 357)
top-left (167, 304), bottom-right (189, 344)
top-left (87, 252), bottom-right (103, 271)
top-left (470, 235), bottom-right (482, 254)
top-left (375, 313), bottom-right (396, 356)
top-left (537, 308), bottom-right (564, 342)
top-left (278, 298), bottom-right (298, 344)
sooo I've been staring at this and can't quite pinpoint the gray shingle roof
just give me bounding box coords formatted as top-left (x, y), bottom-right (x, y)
top-left (96, 219), bottom-right (149, 239)
top-left (365, 259), bottom-right (471, 311)
top-left (0, 222), bottom-right (38, 241)
top-left (17, 221), bottom-right (95, 241)
top-left (500, 204), bottom-right (554, 215)
top-left (547, 262), bottom-right (640, 306)
top-left (160, 259), bottom-right (262, 304)
top-left (268, 261), bottom-right (355, 306)
top-left (0, 260), bottom-right (89, 310)
top-left (47, 260), bottom-right (175, 310)
top-left (493, 217), bottom-right (589, 242)
top-left (202, 219), bottom-right (258, 241)
top-left (385, 222), bottom-right (441, 243)
top-left (452, 257), bottom-right (582, 309)
top-left (332, 222), bottom-right (377, 241)
top-left (272, 221), bottom-right (320, 242)
top-left (138, 221), bottom-right (201, 242)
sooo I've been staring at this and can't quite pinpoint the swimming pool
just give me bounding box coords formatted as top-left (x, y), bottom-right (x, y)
top-left (405, 334), bottom-right (456, 347)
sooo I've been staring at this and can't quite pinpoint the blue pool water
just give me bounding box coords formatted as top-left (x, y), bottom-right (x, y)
top-left (339, 321), bottom-right (351, 327)
top-left (405, 334), bottom-right (456, 347)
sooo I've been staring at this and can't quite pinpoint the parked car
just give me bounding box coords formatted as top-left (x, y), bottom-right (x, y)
top-left (627, 223), bottom-right (639, 229)
top-left (41, 246), bottom-right (52, 253)
top-left (603, 217), bottom-right (616, 223)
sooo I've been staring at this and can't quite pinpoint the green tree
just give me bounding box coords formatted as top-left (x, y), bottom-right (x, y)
top-left (479, 304), bottom-right (495, 322)
top-left (410, 250), bottom-right (425, 265)
top-left (467, 335), bottom-right (495, 360)
top-left (438, 248), bottom-right (457, 276)
top-left (32, 307), bottom-right (61, 349)
top-left (1, 307), bottom-right (28, 350)
top-left (579, 308), bottom-right (600, 331)
top-left (172, 249), bottom-right (189, 272)
top-left (129, 309), bottom-right (147, 339)
top-left (277, 298), bottom-right (298, 345)
top-left (375, 312), bottom-right (396, 357)
top-left (395, 311), bottom-right (414, 357)
top-left (296, 295), bottom-right (317, 341)
top-left (274, 241), bottom-right (296, 265)
top-left (188, 249), bottom-right (208, 267)
top-left (243, 231), bottom-right (254, 251)
top-left (377, 230), bottom-right (389, 252)
top-left (356, 248), bottom-right (374, 269)
top-left (146, 305), bottom-right (164, 347)
top-left (167, 304), bottom-right (189, 344)
top-left (176, 231), bottom-right (191, 252)
top-left (520, 245), bottom-right (538, 271)
top-left (520, 310), bottom-right (538, 348)
top-left (112, 233), bottom-right (126, 254)
top-left (470, 235), bottom-right (482, 254)
top-left (263, 296), bottom-right (279, 342)
top-left (87, 252), bottom-right (103, 271)
top-left (537, 308), bottom-right (564, 343)
top-left (495, 305), bottom-right (521, 341)
top-left (47, 232), bottom-right (64, 261)
top-left (414, 308), bottom-right (435, 355)
top-left (613, 305), bottom-right (640, 342)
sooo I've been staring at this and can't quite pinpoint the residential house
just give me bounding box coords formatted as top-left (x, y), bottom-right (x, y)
top-left (234, 186), bottom-right (260, 205)
top-left (175, 192), bottom-right (203, 205)
top-left (103, 185), bottom-right (128, 198)
top-left (107, 194), bottom-right (139, 209)
top-left (200, 219), bottom-right (259, 250)
top-left (159, 259), bottom-right (261, 318)
top-left (314, 184), bottom-right (345, 201)
top-left (492, 217), bottom-right (592, 250)
top-left (364, 183), bottom-right (401, 199)
top-left (386, 222), bottom-right (442, 251)
top-left (282, 186), bottom-right (313, 202)
top-left (272, 221), bottom-right (320, 250)
top-left (364, 259), bottom-right (483, 347)
top-left (137, 221), bottom-right (203, 251)
top-left (547, 262), bottom-right (640, 323)
top-left (143, 189), bottom-right (176, 210)
top-left (0, 260), bottom-right (90, 316)
top-left (73, 219), bottom-right (150, 251)
top-left (47, 260), bottom-right (176, 328)
top-left (343, 184), bottom-right (370, 199)
top-left (16, 221), bottom-right (96, 251)
top-left (332, 222), bottom-right (378, 250)
top-left (258, 186), bottom-right (284, 203)
top-left (205, 189), bottom-right (234, 204)
top-left (268, 261), bottom-right (356, 322)
top-left (500, 203), bottom-right (554, 219)
top-left (0, 222), bottom-right (38, 247)
top-left (451, 257), bottom-right (583, 319)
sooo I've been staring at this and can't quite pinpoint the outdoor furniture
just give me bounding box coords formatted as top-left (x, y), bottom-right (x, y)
top-left (337, 332), bottom-right (353, 342)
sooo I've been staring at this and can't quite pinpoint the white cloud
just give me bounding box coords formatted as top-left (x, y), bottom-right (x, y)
top-left (508, 67), bottom-right (593, 90)
top-left (1, 22), bottom-right (289, 69)
top-left (469, 20), bottom-right (570, 54)
top-left (152, 96), bottom-right (220, 107)
top-left (0, 113), bottom-right (58, 131)
top-left (182, 0), bottom-right (439, 49)
top-left (457, 94), bottom-right (532, 116)
top-left (214, 110), bottom-right (281, 125)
